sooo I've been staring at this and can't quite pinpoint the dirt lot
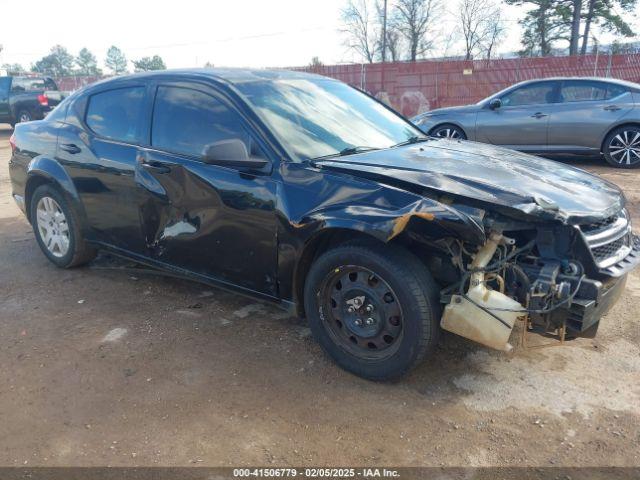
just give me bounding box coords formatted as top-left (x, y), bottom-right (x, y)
top-left (0, 124), bottom-right (639, 468)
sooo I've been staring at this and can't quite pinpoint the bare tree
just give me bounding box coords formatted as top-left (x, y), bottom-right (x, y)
top-left (385, 28), bottom-right (403, 61)
top-left (481, 8), bottom-right (505, 59)
top-left (437, 30), bottom-right (460, 58)
top-left (341, 0), bottom-right (378, 63)
top-left (375, 0), bottom-right (402, 61)
top-left (459, 0), bottom-right (504, 60)
top-left (392, 0), bottom-right (442, 61)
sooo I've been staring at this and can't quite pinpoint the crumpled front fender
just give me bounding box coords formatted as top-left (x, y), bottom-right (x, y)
top-left (294, 197), bottom-right (486, 245)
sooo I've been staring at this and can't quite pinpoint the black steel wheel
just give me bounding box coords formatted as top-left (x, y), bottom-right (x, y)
top-left (304, 243), bottom-right (441, 380)
top-left (430, 123), bottom-right (466, 140)
top-left (319, 265), bottom-right (405, 360)
top-left (603, 125), bottom-right (640, 168)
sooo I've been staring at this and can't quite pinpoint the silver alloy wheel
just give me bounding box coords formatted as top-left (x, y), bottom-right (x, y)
top-left (434, 127), bottom-right (462, 139)
top-left (608, 130), bottom-right (640, 165)
top-left (18, 112), bottom-right (32, 123)
top-left (36, 196), bottom-right (70, 258)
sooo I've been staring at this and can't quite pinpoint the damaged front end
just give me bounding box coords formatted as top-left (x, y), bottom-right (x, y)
top-left (438, 209), bottom-right (640, 351)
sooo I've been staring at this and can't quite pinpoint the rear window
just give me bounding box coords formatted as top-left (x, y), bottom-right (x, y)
top-left (85, 87), bottom-right (146, 144)
top-left (11, 76), bottom-right (57, 92)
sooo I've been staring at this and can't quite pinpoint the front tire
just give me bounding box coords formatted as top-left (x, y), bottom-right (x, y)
top-left (30, 184), bottom-right (96, 268)
top-left (430, 123), bottom-right (467, 140)
top-left (304, 243), bottom-right (441, 380)
top-left (603, 125), bottom-right (640, 168)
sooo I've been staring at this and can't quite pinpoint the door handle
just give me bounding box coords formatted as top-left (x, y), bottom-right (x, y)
top-left (60, 143), bottom-right (81, 154)
top-left (604, 105), bottom-right (621, 111)
top-left (531, 112), bottom-right (548, 119)
top-left (137, 154), bottom-right (171, 174)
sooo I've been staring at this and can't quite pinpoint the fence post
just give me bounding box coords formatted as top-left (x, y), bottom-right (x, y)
top-left (434, 60), bottom-right (439, 109)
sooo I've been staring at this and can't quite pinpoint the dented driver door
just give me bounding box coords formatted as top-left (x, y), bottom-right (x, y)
top-left (135, 83), bottom-right (279, 297)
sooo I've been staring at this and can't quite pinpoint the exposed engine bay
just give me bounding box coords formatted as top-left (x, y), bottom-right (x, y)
top-left (435, 208), bottom-right (639, 351)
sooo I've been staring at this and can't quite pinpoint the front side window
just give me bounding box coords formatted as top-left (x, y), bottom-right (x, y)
top-left (85, 87), bottom-right (145, 143)
top-left (501, 82), bottom-right (557, 107)
top-left (236, 79), bottom-right (421, 160)
top-left (151, 86), bottom-right (260, 159)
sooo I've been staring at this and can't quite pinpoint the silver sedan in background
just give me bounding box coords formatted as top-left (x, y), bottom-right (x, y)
top-left (411, 77), bottom-right (640, 168)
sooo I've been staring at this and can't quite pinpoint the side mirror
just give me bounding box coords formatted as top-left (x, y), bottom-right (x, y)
top-left (203, 139), bottom-right (268, 169)
top-left (489, 98), bottom-right (502, 110)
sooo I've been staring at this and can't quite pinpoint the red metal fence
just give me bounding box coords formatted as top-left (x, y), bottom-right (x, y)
top-left (52, 53), bottom-right (640, 119)
top-left (302, 53), bottom-right (640, 117)
top-left (55, 75), bottom-right (104, 92)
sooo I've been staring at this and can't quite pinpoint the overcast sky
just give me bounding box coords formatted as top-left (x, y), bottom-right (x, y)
top-left (0, 0), bottom-right (638, 71)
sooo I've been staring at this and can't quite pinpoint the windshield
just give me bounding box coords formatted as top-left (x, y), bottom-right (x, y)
top-left (236, 78), bottom-right (424, 160)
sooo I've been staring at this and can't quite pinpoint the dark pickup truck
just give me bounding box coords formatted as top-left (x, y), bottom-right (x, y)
top-left (0, 76), bottom-right (63, 127)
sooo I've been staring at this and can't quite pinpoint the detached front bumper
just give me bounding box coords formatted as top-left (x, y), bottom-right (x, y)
top-left (555, 273), bottom-right (628, 337)
top-left (528, 234), bottom-right (639, 338)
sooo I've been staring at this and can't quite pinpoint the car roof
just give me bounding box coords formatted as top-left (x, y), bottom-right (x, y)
top-left (512, 76), bottom-right (639, 89)
top-left (93, 68), bottom-right (330, 87)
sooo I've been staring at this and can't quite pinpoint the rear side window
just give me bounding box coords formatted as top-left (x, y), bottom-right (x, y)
top-left (151, 86), bottom-right (258, 158)
top-left (86, 87), bottom-right (145, 144)
top-left (501, 82), bottom-right (557, 106)
top-left (46, 95), bottom-right (71, 123)
top-left (605, 83), bottom-right (627, 100)
top-left (560, 81), bottom-right (608, 102)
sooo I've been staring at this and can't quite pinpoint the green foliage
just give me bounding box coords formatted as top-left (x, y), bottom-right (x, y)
top-left (509, 0), bottom-right (638, 56)
top-left (105, 46), bottom-right (128, 75)
top-left (132, 55), bottom-right (166, 72)
top-left (76, 48), bottom-right (102, 75)
top-left (32, 45), bottom-right (74, 76)
top-left (1, 63), bottom-right (25, 75)
top-left (589, 0), bottom-right (635, 37)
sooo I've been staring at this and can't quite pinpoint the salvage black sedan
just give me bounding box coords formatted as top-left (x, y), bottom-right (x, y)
top-left (9, 69), bottom-right (640, 380)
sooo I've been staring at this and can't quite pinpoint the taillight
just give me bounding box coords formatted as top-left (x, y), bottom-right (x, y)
top-left (37, 94), bottom-right (48, 106)
top-left (9, 133), bottom-right (17, 153)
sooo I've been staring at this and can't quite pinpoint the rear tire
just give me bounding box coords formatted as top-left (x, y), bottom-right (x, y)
top-left (304, 243), bottom-right (441, 380)
top-left (603, 125), bottom-right (640, 168)
top-left (16, 109), bottom-right (33, 124)
top-left (30, 184), bottom-right (96, 268)
top-left (430, 123), bottom-right (467, 140)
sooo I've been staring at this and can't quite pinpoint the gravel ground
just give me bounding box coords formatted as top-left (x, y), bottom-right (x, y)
top-left (0, 124), bottom-right (639, 468)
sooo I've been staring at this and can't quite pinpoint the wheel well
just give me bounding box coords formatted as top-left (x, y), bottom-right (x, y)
top-left (293, 229), bottom-right (384, 318)
top-left (24, 175), bottom-right (53, 223)
top-left (601, 122), bottom-right (640, 153)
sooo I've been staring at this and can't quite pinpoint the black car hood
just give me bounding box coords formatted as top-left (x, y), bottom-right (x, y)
top-left (316, 140), bottom-right (624, 224)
